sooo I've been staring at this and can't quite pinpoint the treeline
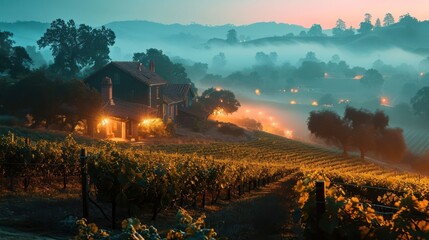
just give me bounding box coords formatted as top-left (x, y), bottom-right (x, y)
top-left (307, 106), bottom-right (406, 161)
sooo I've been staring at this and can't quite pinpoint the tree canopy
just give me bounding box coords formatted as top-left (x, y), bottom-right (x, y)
top-left (197, 88), bottom-right (240, 119)
top-left (360, 69), bottom-right (384, 89)
top-left (37, 19), bottom-right (115, 78)
top-left (308, 107), bottom-right (406, 161)
top-left (0, 30), bottom-right (32, 78)
top-left (133, 48), bottom-right (194, 89)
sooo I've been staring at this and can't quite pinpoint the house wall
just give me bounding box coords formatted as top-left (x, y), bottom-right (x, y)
top-left (149, 85), bottom-right (164, 115)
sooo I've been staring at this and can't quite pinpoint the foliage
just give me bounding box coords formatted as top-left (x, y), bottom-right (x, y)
top-left (226, 29), bottom-right (238, 44)
top-left (133, 48), bottom-right (193, 87)
top-left (411, 87), bottom-right (429, 119)
top-left (307, 24), bottom-right (325, 37)
top-left (75, 209), bottom-right (216, 240)
top-left (212, 52), bottom-right (226, 69)
top-left (0, 30), bottom-right (32, 78)
top-left (138, 118), bottom-right (169, 137)
top-left (37, 19), bottom-right (116, 78)
top-left (360, 69), bottom-right (384, 89)
top-left (217, 123), bottom-right (245, 137)
top-left (198, 88), bottom-right (241, 119)
top-left (383, 13), bottom-right (395, 26)
top-left (293, 172), bottom-right (429, 239)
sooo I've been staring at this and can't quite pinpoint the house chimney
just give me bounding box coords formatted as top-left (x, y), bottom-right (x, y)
top-left (149, 60), bottom-right (155, 73)
top-left (101, 77), bottom-right (114, 105)
top-left (138, 63), bottom-right (142, 71)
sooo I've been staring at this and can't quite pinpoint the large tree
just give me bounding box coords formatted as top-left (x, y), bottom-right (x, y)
top-left (37, 19), bottom-right (115, 78)
top-left (308, 110), bottom-right (351, 155)
top-left (358, 13), bottom-right (373, 34)
top-left (383, 13), bottom-right (395, 26)
top-left (226, 29), bottom-right (238, 44)
top-left (332, 19), bottom-right (346, 37)
top-left (0, 31), bottom-right (32, 77)
top-left (198, 88), bottom-right (240, 119)
top-left (307, 24), bottom-right (324, 37)
top-left (133, 48), bottom-right (193, 87)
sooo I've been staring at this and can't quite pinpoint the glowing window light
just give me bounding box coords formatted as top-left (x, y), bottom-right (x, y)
top-left (290, 88), bottom-right (299, 93)
top-left (290, 100), bottom-right (297, 105)
top-left (311, 101), bottom-right (318, 106)
top-left (420, 72), bottom-right (425, 77)
top-left (353, 75), bottom-right (363, 80)
top-left (255, 89), bottom-right (261, 95)
top-left (101, 118), bottom-right (109, 126)
top-left (324, 73), bottom-right (329, 78)
top-left (215, 87), bottom-right (222, 92)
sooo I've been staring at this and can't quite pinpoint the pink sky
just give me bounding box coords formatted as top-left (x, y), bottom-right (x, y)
top-left (1, 0), bottom-right (429, 28)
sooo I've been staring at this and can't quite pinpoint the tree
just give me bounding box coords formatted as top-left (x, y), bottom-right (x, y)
top-left (184, 62), bottom-right (208, 81)
top-left (332, 19), bottom-right (346, 37)
top-left (307, 24), bottom-right (324, 37)
top-left (360, 69), bottom-right (384, 89)
top-left (133, 48), bottom-right (193, 86)
top-left (198, 88), bottom-right (240, 119)
top-left (358, 13), bottom-right (373, 34)
top-left (37, 19), bottom-right (115, 78)
top-left (212, 52), bottom-right (227, 68)
top-left (374, 18), bottom-right (382, 29)
top-left (307, 110), bottom-right (350, 155)
top-left (0, 30), bottom-right (14, 73)
top-left (9, 46), bottom-right (32, 78)
top-left (383, 13), bottom-right (395, 26)
top-left (226, 29), bottom-right (238, 44)
top-left (411, 87), bottom-right (429, 119)
top-left (295, 61), bottom-right (324, 80)
top-left (255, 51), bottom-right (278, 65)
top-left (318, 94), bottom-right (336, 106)
top-left (399, 13), bottom-right (418, 25)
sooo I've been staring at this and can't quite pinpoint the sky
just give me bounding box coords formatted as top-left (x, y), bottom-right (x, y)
top-left (1, 0), bottom-right (428, 28)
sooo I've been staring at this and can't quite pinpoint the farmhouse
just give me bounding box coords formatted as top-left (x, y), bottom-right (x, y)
top-left (85, 61), bottom-right (195, 140)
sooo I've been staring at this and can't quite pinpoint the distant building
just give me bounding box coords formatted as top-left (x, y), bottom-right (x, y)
top-left (85, 61), bottom-right (195, 140)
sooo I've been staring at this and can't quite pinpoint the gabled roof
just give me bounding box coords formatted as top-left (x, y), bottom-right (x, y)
top-left (163, 83), bottom-right (194, 104)
top-left (102, 98), bottom-right (157, 121)
top-left (110, 62), bottom-right (167, 86)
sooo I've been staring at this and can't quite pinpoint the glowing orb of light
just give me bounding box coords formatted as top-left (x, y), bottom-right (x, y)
top-left (255, 89), bottom-right (261, 95)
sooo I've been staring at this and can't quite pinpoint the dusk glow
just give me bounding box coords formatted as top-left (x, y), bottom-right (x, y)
top-left (1, 0), bottom-right (428, 28)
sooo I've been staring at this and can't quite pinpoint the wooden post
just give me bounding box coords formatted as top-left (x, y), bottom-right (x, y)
top-left (80, 149), bottom-right (89, 220)
top-left (316, 181), bottom-right (326, 223)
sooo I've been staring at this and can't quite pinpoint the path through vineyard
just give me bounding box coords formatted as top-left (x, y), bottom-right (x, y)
top-left (205, 173), bottom-right (298, 239)
top-left (0, 174), bottom-right (299, 239)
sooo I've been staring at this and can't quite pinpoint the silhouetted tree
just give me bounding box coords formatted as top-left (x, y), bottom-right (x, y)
top-left (332, 19), bottom-right (346, 37)
top-left (383, 13), bottom-right (395, 26)
top-left (133, 48), bottom-right (193, 86)
top-left (399, 13), bottom-right (419, 25)
top-left (358, 13), bottom-right (373, 34)
top-left (344, 107), bottom-right (376, 159)
top-left (360, 69), bottom-right (384, 89)
top-left (37, 19), bottom-right (115, 78)
top-left (374, 18), bottom-right (382, 29)
top-left (308, 110), bottom-right (350, 155)
top-left (212, 52), bottom-right (227, 68)
top-left (0, 30), bottom-right (14, 73)
top-left (295, 61), bottom-right (324, 80)
top-left (307, 24), bottom-right (324, 37)
top-left (185, 62), bottom-right (208, 81)
top-left (411, 87), bottom-right (429, 119)
top-left (9, 46), bottom-right (32, 78)
top-left (226, 29), bottom-right (238, 44)
top-left (198, 88), bottom-right (240, 119)
top-left (377, 128), bottom-right (406, 162)
top-left (255, 51), bottom-right (278, 65)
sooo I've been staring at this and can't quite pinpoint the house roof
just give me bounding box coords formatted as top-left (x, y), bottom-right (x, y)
top-left (110, 62), bottom-right (167, 86)
top-left (102, 98), bottom-right (157, 121)
top-left (163, 83), bottom-right (194, 104)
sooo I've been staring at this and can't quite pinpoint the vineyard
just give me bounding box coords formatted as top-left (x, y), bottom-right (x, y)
top-left (1, 130), bottom-right (429, 238)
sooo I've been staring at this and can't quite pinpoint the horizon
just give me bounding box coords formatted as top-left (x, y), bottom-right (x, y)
top-left (1, 0), bottom-right (429, 29)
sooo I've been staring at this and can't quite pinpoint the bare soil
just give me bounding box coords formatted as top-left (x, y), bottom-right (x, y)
top-left (0, 173), bottom-right (299, 239)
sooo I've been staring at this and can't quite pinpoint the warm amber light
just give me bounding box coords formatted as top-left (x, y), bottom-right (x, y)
top-left (255, 89), bottom-right (261, 95)
top-left (290, 100), bottom-right (297, 105)
top-left (290, 88), bottom-right (299, 93)
top-left (324, 73), bottom-right (329, 78)
top-left (380, 96), bottom-right (390, 106)
top-left (284, 130), bottom-right (293, 139)
top-left (311, 101), bottom-right (318, 106)
top-left (353, 75), bottom-right (363, 80)
top-left (101, 118), bottom-right (109, 126)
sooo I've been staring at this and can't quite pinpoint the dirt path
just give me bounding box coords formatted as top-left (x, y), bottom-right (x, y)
top-left (205, 173), bottom-right (299, 240)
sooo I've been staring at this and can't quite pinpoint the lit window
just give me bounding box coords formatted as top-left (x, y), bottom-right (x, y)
top-left (156, 87), bottom-right (160, 99)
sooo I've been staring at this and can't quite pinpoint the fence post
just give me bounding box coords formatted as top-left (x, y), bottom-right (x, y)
top-left (80, 148), bottom-right (89, 220)
top-left (316, 180), bottom-right (326, 222)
